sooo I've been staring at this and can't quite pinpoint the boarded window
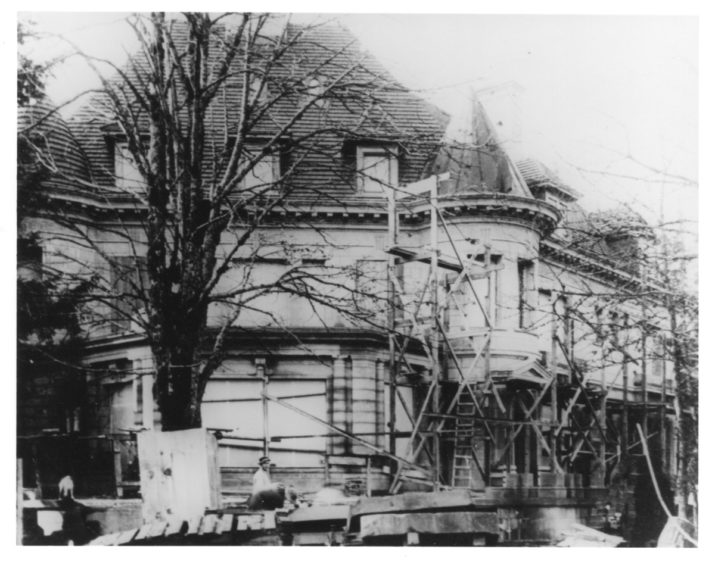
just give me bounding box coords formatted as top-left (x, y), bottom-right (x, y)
top-left (357, 146), bottom-right (398, 193)
top-left (202, 378), bottom-right (327, 467)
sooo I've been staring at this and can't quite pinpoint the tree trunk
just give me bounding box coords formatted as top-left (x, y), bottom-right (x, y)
top-left (154, 336), bottom-right (205, 431)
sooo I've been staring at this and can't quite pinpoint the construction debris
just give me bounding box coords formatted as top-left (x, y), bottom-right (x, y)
top-left (555, 523), bottom-right (623, 547)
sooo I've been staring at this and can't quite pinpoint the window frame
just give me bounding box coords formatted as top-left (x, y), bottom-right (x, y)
top-left (113, 140), bottom-right (145, 193)
top-left (356, 144), bottom-right (399, 194)
top-left (238, 140), bottom-right (287, 193)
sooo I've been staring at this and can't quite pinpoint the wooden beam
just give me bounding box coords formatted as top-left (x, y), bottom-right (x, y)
top-left (350, 489), bottom-right (473, 519)
top-left (387, 246), bottom-right (463, 273)
top-left (359, 511), bottom-right (499, 539)
top-left (492, 379), bottom-right (554, 469)
top-left (263, 392), bottom-right (429, 477)
top-left (16, 459), bottom-right (22, 546)
top-left (515, 395), bottom-right (563, 474)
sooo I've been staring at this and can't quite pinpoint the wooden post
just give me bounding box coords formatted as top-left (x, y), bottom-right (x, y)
top-left (484, 245), bottom-right (495, 480)
top-left (387, 183), bottom-right (397, 458)
top-left (564, 298), bottom-right (573, 384)
top-left (660, 336), bottom-right (667, 470)
top-left (507, 397), bottom-right (514, 474)
top-left (641, 329), bottom-right (648, 442)
top-left (430, 178), bottom-right (440, 490)
top-left (113, 439), bottom-right (124, 498)
top-left (17, 459), bottom-right (23, 545)
top-left (256, 359), bottom-right (269, 458)
top-left (523, 417), bottom-right (532, 483)
top-left (387, 183), bottom-right (399, 455)
top-left (366, 456), bottom-right (372, 497)
top-left (550, 293), bottom-right (559, 472)
top-left (600, 348), bottom-right (607, 487)
top-left (622, 362), bottom-right (629, 460)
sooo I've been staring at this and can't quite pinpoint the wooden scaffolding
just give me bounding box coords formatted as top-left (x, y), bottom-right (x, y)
top-left (383, 175), bottom-right (618, 493)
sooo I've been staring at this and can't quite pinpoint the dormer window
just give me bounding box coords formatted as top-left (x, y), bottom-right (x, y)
top-left (242, 148), bottom-right (280, 191)
top-left (248, 76), bottom-right (268, 105)
top-left (114, 141), bottom-right (143, 192)
top-left (356, 145), bottom-right (398, 194)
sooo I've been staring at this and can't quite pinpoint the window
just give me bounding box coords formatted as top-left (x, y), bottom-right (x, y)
top-left (242, 150), bottom-right (280, 191)
top-left (109, 256), bottom-right (148, 333)
top-left (114, 141), bottom-right (144, 192)
top-left (545, 192), bottom-right (566, 212)
top-left (201, 377), bottom-right (327, 467)
top-left (518, 260), bottom-right (536, 329)
top-left (248, 76), bottom-right (268, 105)
top-left (357, 146), bottom-right (398, 193)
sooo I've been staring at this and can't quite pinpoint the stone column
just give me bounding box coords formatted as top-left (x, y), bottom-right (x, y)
top-left (329, 356), bottom-right (351, 455)
top-left (352, 357), bottom-right (378, 455)
top-left (375, 360), bottom-right (386, 449)
top-left (132, 356), bottom-right (155, 430)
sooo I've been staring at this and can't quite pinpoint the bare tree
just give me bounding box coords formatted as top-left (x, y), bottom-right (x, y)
top-left (18, 12), bottom-right (445, 430)
top-left (537, 203), bottom-right (697, 539)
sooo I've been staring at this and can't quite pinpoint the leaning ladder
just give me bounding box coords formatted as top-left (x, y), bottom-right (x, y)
top-left (452, 384), bottom-right (477, 488)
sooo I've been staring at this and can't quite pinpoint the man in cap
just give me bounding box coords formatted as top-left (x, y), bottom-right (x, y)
top-left (252, 456), bottom-right (273, 495)
top-left (248, 456), bottom-right (287, 510)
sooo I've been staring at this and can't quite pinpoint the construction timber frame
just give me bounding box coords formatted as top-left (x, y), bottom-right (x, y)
top-left (383, 175), bottom-right (621, 493)
top-left (247, 173), bottom-right (674, 502)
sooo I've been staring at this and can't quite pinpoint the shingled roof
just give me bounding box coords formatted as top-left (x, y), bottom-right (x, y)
top-left (58, 18), bottom-right (448, 201)
top-left (18, 99), bottom-right (93, 192)
top-left (516, 158), bottom-right (580, 202)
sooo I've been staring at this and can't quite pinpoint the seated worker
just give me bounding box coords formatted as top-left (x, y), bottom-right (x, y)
top-left (252, 456), bottom-right (273, 495)
top-left (248, 456), bottom-right (285, 510)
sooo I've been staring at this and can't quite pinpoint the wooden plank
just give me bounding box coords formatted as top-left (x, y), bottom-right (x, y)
top-left (263, 511), bottom-right (276, 530)
top-left (405, 532), bottom-right (420, 545)
top-left (107, 532), bottom-right (124, 546)
top-left (236, 513), bottom-right (265, 531)
top-left (148, 520), bottom-right (169, 538)
top-left (198, 513), bottom-right (219, 535)
top-left (387, 246), bottom-right (463, 273)
top-left (115, 528), bottom-right (139, 544)
top-left (359, 511), bottom-right (499, 538)
top-left (137, 429), bottom-right (221, 522)
top-left (325, 455), bottom-right (370, 466)
top-left (185, 517), bottom-right (202, 536)
top-left (134, 523), bottom-right (153, 542)
top-left (164, 517), bottom-right (186, 537)
top-left (292, 532), bottom-right (332, 546)
top-left (89, 533), bottom-right (113, 546)
top-left (219, 513), bottom-right (235, 534)
top-left (283, 505), bottom-right (350, 525)
top-left (350, 490), bottom-right (472, 519)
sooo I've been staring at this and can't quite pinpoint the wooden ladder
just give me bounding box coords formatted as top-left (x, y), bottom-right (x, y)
top-left (452, 384), bottom-right (477, 488)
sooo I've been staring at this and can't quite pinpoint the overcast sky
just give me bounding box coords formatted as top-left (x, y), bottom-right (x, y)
top-left (19, 11), bottom-right (698, 235)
